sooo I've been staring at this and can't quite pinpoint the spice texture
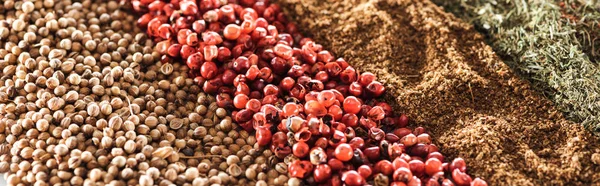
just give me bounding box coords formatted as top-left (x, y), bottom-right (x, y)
top-left (273, 0), bottom-right (600, 185)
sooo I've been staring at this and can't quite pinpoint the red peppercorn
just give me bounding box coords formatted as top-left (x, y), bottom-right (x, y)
top-left (401, 133), bottom-right (417, 147)
top-left (255, 126), bottom-right (272, 146)
top-left (273, 43), bottom-right (293, 59)
top-left (341, 170), bottom-right (366, 186)
top-left (367, 106), bottom-right (386, 121)
top-left (180, 44), bottom-right (197, 59)
top-left (157, 24), bottom-right (173, 39)
top-left (317, 50), bottom-right (334, 62)
top-left (167, 43), bottom-right (182, 57)
top-left (408, 176), bottom-right (421, 186)
top-left (369, 128), bottom-right (385, 142)
top-left (223, 24), bottom-right (242, 40)
top-left (341, 113), bottom-right (359, 128)
top-left (328, 105), bottom-right (343, 121)
top-left (413, 126), bottom-right (426, 135)
top-left (393, 167), bottom-right (413, 182)
top-left (443, 179), bottom-right (456, 186)
top-left (376, 102), bottom-right (393, 116)
top-left (334, 143), bottom-right (353, 162)
top-left (325, 62), bottom-right (342, 77)
top-left (385, 133), bottom-right (400, 143)
top-left (180, 0), bottom-right (199, 15)
top-left (425, 157), bottom-right (443, 176)
top-left (343, 96), bottom-right (361, 114)
top-left (348, 82), bottom-right (362, 97)
top-left (200, 61), bottom-right (217, 79)
top-left (375, 160), bottom-right (394, 176)
top-left (294, 128), bottom-right (312, 142)
top-left (330, 174), bottom-right (343, 186)
top-left (427, 152), bottom-right (445, 162)
top-left (282, 103), bottom-right (299, 118)
top-left (327, 158), bottom-right (344, 171)
top-left (329, 130), bottom-right (347, 147)
top-left (304, 100), bottom-right (327, 117)
top-left (318, 123), bottom-right (331, 137)
top-left (186, 33), bottom-right (199, 46)
top-left (340, 66), bottom-right (357, 83)
top-left (359, 72), bottom-right (376, 86)
top-left (452, 169), bottom-right (472, 186)
top-left (263, 84), bottom-right (279, 96)
top-left (366, 81), bottom-right (385, 97)
top-left (204, 45), bottom-right (218, 61)
top-left (471, 178), bottom-right (488, 186)
top-left (289, 160), bottom-right (314, 178)
top-left (192, 19), bottom-right (206, 33)
top-left (409, 159), bottom-right (425, 177)
top-left (313, 164), bottom-right (332, 183)
top-left (317, 90), bottom-right (336, 107)
top-left (348, 137), bottom-right (365, 150)
top-left (233, 94), bottom-right (249, 109)
top-left (392, 157), bottom-right (410, 170)
top-left (202, 31), bottom-right (223, 45)
top-left (293, 141), bottom-right (310, 158)
top-left (357, 165), bottom-right (372, 179)
top-left (240, 19), bottom-right (256, 34)
top-left (450, 158), bottom-right (467, 172)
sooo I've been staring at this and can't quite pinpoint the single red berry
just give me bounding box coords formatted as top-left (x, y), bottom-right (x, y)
top-left (157, 24), bottom-right (172, 39)
top-left (245, 99), bottom-right (261, 112)
top-left (409, 159), bottom-right (425, 177)
top-left (393, 167), bottom-right (413, 182)
top-left (341, 170), bottom-right (365, 186)
top-left (364, 146), bottom-right (380, 161)
top-left (180, 0), bottom-right (199, 15)
top-left (292, 141), bottom-right (310, 158)
top-left (357, 165), bottom-right (372, 179)
top-left (348, 82), bottom-right (362, 97)
top-left (359, 72), bottom-right (376, 86)
top-left (471, 178), bottom-right (488, 186)
top-left (255, 126), bottom-right (272, 146)
top-left (328, 105), bottom-right (343, 121)
top-left (452, 169), bottom-right (472, 186)
top-left (204, 45), bottom-right (218, 61)
top-left (343, 96), bottom-right (361, 114)
top-left (186, 33), bottom-right (199, 46)
top-left (202, 31), bottom-right (223, 45)
top-left (450, 158), bottom-right (467, 173)
top-left (288, 160), bottom-right (314, 178)
top-left (313, 164), bottom-right (332, 183)
top-left (223, 24), bottom-right (242, 40)
top-left (304, 100), bottom-right (327, 117)
top-left (192, 20), bottom-right (206, 33)
top-left (334, 143), bottom-right (353, 162)
top-left (340, 66), bottom-right (358, 83)
top-left (366, 81), bottom-right (386, 97)
top-left (233, 94), bottom-right (249, 109)
top-left (180, 44), bottom-right (196, 59)
top-left (186, 52), bottom-right (203, 69)
top-left (200, 61), bottom-right (217, 79)
top-left (317, 90), bottom-right (336, 108)
top-left (425, 158), bottom-right (443, 176)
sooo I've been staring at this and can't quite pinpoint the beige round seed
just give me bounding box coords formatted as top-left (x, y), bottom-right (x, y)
top-left (22, 1), bottom-right (35, 13)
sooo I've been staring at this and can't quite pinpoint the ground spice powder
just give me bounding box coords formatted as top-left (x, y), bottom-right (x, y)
top-left (274, 0), bottom-right (600, 185)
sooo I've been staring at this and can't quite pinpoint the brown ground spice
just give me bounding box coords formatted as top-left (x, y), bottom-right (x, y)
top-left (273, 0), bottom-right (600, 185)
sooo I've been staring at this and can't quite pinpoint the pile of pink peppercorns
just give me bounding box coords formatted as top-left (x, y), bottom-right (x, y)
top-left (130, 0), bottom-right (488, 185)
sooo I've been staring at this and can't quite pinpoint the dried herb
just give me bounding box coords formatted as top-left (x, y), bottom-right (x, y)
top-left (433, 0), bottom-right (600, 131)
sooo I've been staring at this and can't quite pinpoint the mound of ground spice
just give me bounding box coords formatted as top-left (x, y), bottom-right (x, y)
top-left (273, 0), bottom-right (600, 184)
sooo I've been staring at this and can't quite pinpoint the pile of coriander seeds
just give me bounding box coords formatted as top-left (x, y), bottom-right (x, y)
top-left (0, 0), bottom-right (279, 186)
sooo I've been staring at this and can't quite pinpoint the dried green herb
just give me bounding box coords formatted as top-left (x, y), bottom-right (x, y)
top-left (558, 1), bottom-right (600, 62)
top-left (432, 0), bottom-right (600, 131)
